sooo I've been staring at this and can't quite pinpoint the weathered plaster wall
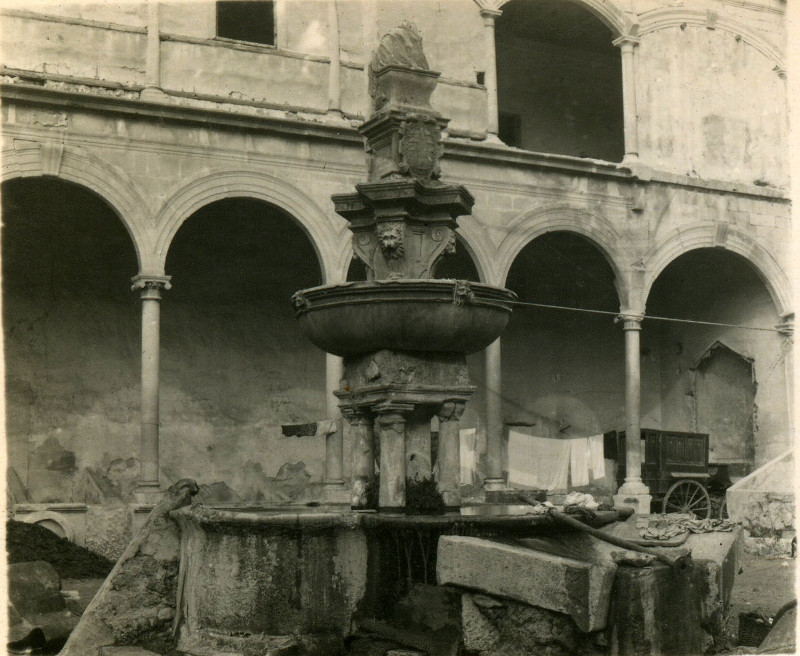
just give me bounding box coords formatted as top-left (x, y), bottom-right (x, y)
top-left (636, 24), bottom-right (787, 187)
top-left (648, 251), bottom-right (788, 467)
top-left (2, 13), bottom-right (146, 86)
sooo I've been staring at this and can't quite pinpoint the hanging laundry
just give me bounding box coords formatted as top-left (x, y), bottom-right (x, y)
top-left (459, 428), bottom-right (477, 485)
top-left (569, 437), bottom-right (590, 487)
top-left (588, 434), bottom-right (605, 480)
top-left (507, 430), bottom-right (569, 493)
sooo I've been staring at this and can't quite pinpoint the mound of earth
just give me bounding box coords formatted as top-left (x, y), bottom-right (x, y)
top-left (7, 520), bottom-right (114, 579)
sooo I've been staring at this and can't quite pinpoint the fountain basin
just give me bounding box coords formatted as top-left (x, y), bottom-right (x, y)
top-left (292, 280), bottom-right (516, 357)
top-left (171, 505), bottom-right (368, 656)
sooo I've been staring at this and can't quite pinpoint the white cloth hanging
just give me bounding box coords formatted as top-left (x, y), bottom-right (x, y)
top-left (507, 430), bottom-right (570, 492)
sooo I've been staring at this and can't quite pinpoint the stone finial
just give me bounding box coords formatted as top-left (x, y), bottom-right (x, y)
top-left (371, 21), bottom-right (429, 72)
top-left (369, 22), bottom-right (439, 114)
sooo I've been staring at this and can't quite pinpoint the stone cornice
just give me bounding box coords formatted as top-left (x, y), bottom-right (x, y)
top-left (1, 7), bottom-right (147, 34)
top-left (2, 82), bottom-right (789, 203)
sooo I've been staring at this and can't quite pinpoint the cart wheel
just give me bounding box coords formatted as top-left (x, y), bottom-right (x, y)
top-left (662, 480), bottom-right (712, 518)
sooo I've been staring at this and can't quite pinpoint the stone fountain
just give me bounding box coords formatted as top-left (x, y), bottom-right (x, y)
top-left (292, 22), bottom-right (516, 512)
top-left (58, 24), bottom-right (743, 656)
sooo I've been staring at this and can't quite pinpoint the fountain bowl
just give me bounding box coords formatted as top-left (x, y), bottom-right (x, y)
top-left (292, 279), bottom-right (516, 357)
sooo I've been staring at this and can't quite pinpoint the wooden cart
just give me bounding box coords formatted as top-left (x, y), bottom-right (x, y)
top-left (604, 429), bottom-right (730, 518)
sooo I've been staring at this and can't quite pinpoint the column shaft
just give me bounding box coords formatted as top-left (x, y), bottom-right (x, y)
top-left (484, 337), bottom-right (504, 490)
top-left (406, 406), bottom-right (433, 481)
top-left (376, 409), bottom-right (410, 509)
top-left (327, 0), bottom-right (342, 113)
top-left (324, 353), bottom-right (345, 486)
top-left (623, 321), bottom-right (643, 485)
top-left (141, 0), bottom-right (166, 101)
top-left (437, 402), bottom-right (464, 508)
top-left (614, 315), bottom-right (651, 512)
top-left (140, 293), bottom-right (160, 484)
top-left (481, 9), bottom-right (501, 138)
top-left (345, 410), bottom-right (374, 508)
top-left (132, 274), bottom-right (170, 496)
top-left (614, 37), bottom-right (640, 163)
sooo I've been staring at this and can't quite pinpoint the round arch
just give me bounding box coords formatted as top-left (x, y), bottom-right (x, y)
top-left (493, 0), bottom-right (638, 39)
top-left (2, 145), bottom-right (151, 270)
top-left (496, 206), bottom-right (631, 307)
top-left (638, 8), bottom-right (784, 70)
top-left (643, 225), bottom-right (792, 317)
top-left (155, 170), bottom-right (342, 282)
top-left (19, 511), bottom-right (75, 541)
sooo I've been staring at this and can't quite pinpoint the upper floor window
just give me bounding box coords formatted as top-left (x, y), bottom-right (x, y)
top-left (216, 1), bottom-right (275, 46)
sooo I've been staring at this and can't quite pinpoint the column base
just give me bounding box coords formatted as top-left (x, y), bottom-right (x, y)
top-left (483, 478), bottom-right (506, 502)
top-left (324, 479), bottom-right (349, 504)
top-left (134, 482), bottom-right (163, 504)
top-left (140, 86), bottom-right (168, 102)
top-left (483, 133), bottom-right (505, 146)
top-left (613, 492), bottom-right (652, 515)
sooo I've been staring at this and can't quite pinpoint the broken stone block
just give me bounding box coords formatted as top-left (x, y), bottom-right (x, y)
top-left (611, 562), bottom-right (715, 656)
top-left (436, 535), bottom-right (616, 632)
top-left (460, 592), bottom-right (603, 656)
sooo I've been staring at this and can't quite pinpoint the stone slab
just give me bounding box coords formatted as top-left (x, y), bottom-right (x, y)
top-left (436, 535), bottom-right (617, 632)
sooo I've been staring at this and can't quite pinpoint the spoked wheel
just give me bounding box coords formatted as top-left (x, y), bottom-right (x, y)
top-left (662, 480), bottom-right (712, 518)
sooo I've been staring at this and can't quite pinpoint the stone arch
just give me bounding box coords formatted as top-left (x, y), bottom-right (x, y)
top-left (488, 0), bottom-right (638, 39)
top-left (638, 8), bottom-right (784, 70)
top-left (643, 225), bottom-right (792, 317)
top-left (19, 511), bottom-right (75, 541)
top-left (2, 144), bottom-right (151, 270)
top-left (453, 215), bottom-right (498, 285)
top-left (155, 170), bottom-right (342, 282)
top-left (496, 206), bottom-right (632, 308)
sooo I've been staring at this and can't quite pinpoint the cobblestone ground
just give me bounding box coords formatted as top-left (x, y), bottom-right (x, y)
top-left (723, 551), bottom-right (796, 652)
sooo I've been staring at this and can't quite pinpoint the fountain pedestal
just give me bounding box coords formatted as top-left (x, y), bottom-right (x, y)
top-left (294, 23), bottom-right (515, 513)
top-left (336, 349), bottom-right (475, 509)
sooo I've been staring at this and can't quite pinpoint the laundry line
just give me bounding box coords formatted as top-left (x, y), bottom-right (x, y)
top-left (508, 299), bottom-right (785, 334)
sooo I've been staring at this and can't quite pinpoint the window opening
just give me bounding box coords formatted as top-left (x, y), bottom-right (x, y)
top-left (217, 1), bottom-right (275, 46)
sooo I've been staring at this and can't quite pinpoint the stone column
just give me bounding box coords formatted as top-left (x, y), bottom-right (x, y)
top-left (131, 274), bottom-right (171, 501)
top-left (141, 0), bottom-right (166, 101)
top-left (437, 401), bottom-right (465, 508)
top-left (406, 406), bottom-right (433, 482)
top-left (375, 405), bottom-right (412, 509)
top-left (327, 0), bottom-right (342, 114)
top-left (613, 313), bottom-right (651, 513)
top-left (343, 407), bottom-right (374, 508)
top-left (484, 337), bottom-right (505, 492)
top-left (777, 314), bottom-right (794, 439)
top-left (613, 36), bottom-right (640, 164)
top-left (324, 353), bottom-right (346, 494)
top-left (480, 8), bottom-right (502, 141)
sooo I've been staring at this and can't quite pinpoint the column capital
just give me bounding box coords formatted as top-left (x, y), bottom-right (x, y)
top-left (616, 312), bottom-right (644, 330)
top-left (341, 406), bottom-right (372, 426)
top-left (374, 402), bottom-right (414, 422)
top-left (437, 400), bottom-right (466, 422)
top-left (776, 319), bottom-right (794, 338)
top-left (131, 274), bottom-right (172, 295)
top-left (612, 35), bottom-right (640, 50)
top-left (480, 7), bottom-right (502, 22)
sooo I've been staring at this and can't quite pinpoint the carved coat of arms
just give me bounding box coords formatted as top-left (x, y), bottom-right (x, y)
top-left (399, 119), bottom-right (441, 181)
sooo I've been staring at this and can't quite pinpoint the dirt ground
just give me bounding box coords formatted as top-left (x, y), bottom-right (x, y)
top-left (725, 551), bottom-right (797, 649)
